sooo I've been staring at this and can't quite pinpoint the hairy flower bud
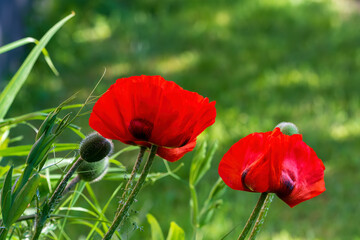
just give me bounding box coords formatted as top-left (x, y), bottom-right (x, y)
top-left (275, 122), bottom-right (299, 136)
top-left (80, 133), bottom-right (113, 162)
top-left (77, 157), bottom-right (109, 182)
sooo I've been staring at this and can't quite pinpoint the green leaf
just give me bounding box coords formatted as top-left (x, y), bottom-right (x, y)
top-left (0, 104), bottom-right (84, 128)
top-left (0, 143), bottom-right (79, 157)
top-left (0, 166), bottom-right (10, 177)
top-left (0, 12), bottom-right (75, 120)
top-left (5, 173), bottom-right (40, 228)
top-left (199, 178), bottom-right (226, 227)
top-left (0, 37), bottom-right (59, 75)
top-left (189, 141), bottom-right (218, 186)
top-left (166, 222), bottom-right (185, 240)
top-left (1, 166), bottom-right (13, 226)
top-left (35, 108), bottom-right (60, 140)
top-left (26, 134), bottom-right (56, 166)
top-left (199, 199), bottom-right (223, 227)
top-left (147, 214), bottom-right (165, 240)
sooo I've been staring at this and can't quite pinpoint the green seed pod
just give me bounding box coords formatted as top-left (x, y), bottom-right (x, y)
top-left (77, 157), bottom-right (109, 182)
top-left (275, 122), bottom-right (299, 136)
top-left (80, 133), bottom-right (113, 163)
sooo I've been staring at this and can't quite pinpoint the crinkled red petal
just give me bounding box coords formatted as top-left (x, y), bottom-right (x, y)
top-left (218, 128), bottom-right (325, 207)
top-left (157, 139), bottom-right (197, 162)
top-left (89, 75), bottom-right (216, 159)
top-left (276, 134), bottom-right (325, 207)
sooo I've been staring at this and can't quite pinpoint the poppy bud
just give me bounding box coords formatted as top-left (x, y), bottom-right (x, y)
top-left (76, 157), bottom-right (109, 182)
top-left (275, 122), bottom-right (299, 136)
top-left (80, 133), bottom-right (113, 162)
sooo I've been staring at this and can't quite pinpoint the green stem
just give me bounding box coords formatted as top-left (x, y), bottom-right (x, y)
top-left (189, 183), bottom-right (199, 240)
top-left (237, 193), bottom-right (268, 240)
top-left (62, 175), bottom-right (81, 196)
top-left (103, 145), bottom-right (158, 240)
top-left (31, 157), bottom-right (83, 240)
top-left (0, 228), bottom-right (8, 240)
top-left (116, 146), bottom-right (146, 214)
top-left (247, 193), bottom-right (274, 240)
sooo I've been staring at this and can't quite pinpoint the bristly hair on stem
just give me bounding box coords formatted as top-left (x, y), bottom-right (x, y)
top-left (31, 157), bottom-right (83, 240)
top-left (103, 145), bottom-right (158, 240)
top-left (116, 146), bottom-right (147, 214)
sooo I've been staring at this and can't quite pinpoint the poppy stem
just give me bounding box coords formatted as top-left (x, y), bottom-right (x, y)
top-left (62, 175), bottom-right (81, 196)
top-left (103, 145), bottom-right (158, 240)
top-left (247, 193), bottom-right (274, 240)
top-left (31, 157), bottom-right (83, 240)
top-left (237, 192), bottom-right (271, 240)
top-left (115, 146), bottom-right (147, 214)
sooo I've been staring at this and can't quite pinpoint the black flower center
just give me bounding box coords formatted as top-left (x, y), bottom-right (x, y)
top-left (241, 168), bottom-right (254, 191)
top-left (278, 171), bottom-right (296, 197)
top-left (128, 118), bottom-right (154, 141)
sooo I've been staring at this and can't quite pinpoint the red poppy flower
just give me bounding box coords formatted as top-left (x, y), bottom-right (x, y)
top-left (89, 75), bottom-right (216, 162)
top-left (218, 128), bottom-right (325, 207)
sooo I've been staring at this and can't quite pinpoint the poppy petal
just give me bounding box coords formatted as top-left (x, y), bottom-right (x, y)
top-left (218, 127), bottom-right (325, 207)
top-left (90, 75), bottom-right (216, 162)
top-left (277, 135), bottom-right (325, 207)
top-left (218, 131), bottom-right (272, 192)
top-left (157, 139), bottom-right (197, 162)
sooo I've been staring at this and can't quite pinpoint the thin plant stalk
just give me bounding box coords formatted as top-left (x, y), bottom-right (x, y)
top-left (189, 183), bottom-right (199, 240)
top-left (116, 146), bottom-right (146, 214)
top-left (0, 228), bottom-right (8, 240)
top-left (31, 157), bottom-right (83, 240)
top-left (237, 193), bottom-right (268, 240)
top-left (62, 175), bottom-right (81, 196)
top-left (103, 145), bottom-right (158, 240)
top-left (247, 193), bottom-right (274, 240)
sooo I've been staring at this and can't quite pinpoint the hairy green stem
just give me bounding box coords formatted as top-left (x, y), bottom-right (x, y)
top-left (31, 157), bottom-right (83, 240)
top-left (103, 145), bottom-right (158, 240)
top-left (237, 193), bottom-right (268, 240)
top-left (62, 175), bottom-right (81, 196)
top-left (116, 146), bottom-right (146, 214)
top-left (247, 193), bottom-right (274, 240)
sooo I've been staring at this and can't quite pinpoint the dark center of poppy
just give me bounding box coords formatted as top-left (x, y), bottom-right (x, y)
top-left (241, 168), bottom-right (254, 191)
top-left (278, 171), bottom-right (296, 197)
top-left (128, 118), bottom-right (154, 141)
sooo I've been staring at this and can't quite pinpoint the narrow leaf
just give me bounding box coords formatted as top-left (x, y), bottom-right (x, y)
top-left (5, 173), bottom-right (40, 228)
top-left (0, 12), bottom-right (75, 120)
top-left (1, 166), bottom-right (13, 225)
top-left (0, 37), bottom-right (59, 75)
top-left (166, 222), bottom-right (185, 240)
top-left (0, 143), bottom-right (79, 157)
top-left (147, 214), bottom-right (165, 240)
top-left (189, 141), bottom-right (218, 186)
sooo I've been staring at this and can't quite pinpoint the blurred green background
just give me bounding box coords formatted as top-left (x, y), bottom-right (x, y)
top-left (1, 0), bottom-right (360, 239)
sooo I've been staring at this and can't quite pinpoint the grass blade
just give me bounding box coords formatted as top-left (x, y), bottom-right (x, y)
top-left (0, 12), bottom-right (75, 120)
top-left (0, 37), bottom-right (59, 76)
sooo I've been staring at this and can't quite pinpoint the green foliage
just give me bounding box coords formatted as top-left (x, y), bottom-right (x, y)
top-left (0, 12), bottom-right (75, 120)
top-left (188, 141), bottom-right (225, 239)
top-left (0, 166), bottom-right (13, 226)
top-left (147, 214), bottom-right (185, 240)
top-left (5, 173), bottom-right (40, 228)
top-left (0, 37), bottom-right (59, 76)
top-left (189, 141), bottom-right (218, 186)
top-left (0, 143), bottom-right (79, 157)
top-left (166, 222), bottom-right (185, 240)
top-left (147, 214), bottom-right (165, 240)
